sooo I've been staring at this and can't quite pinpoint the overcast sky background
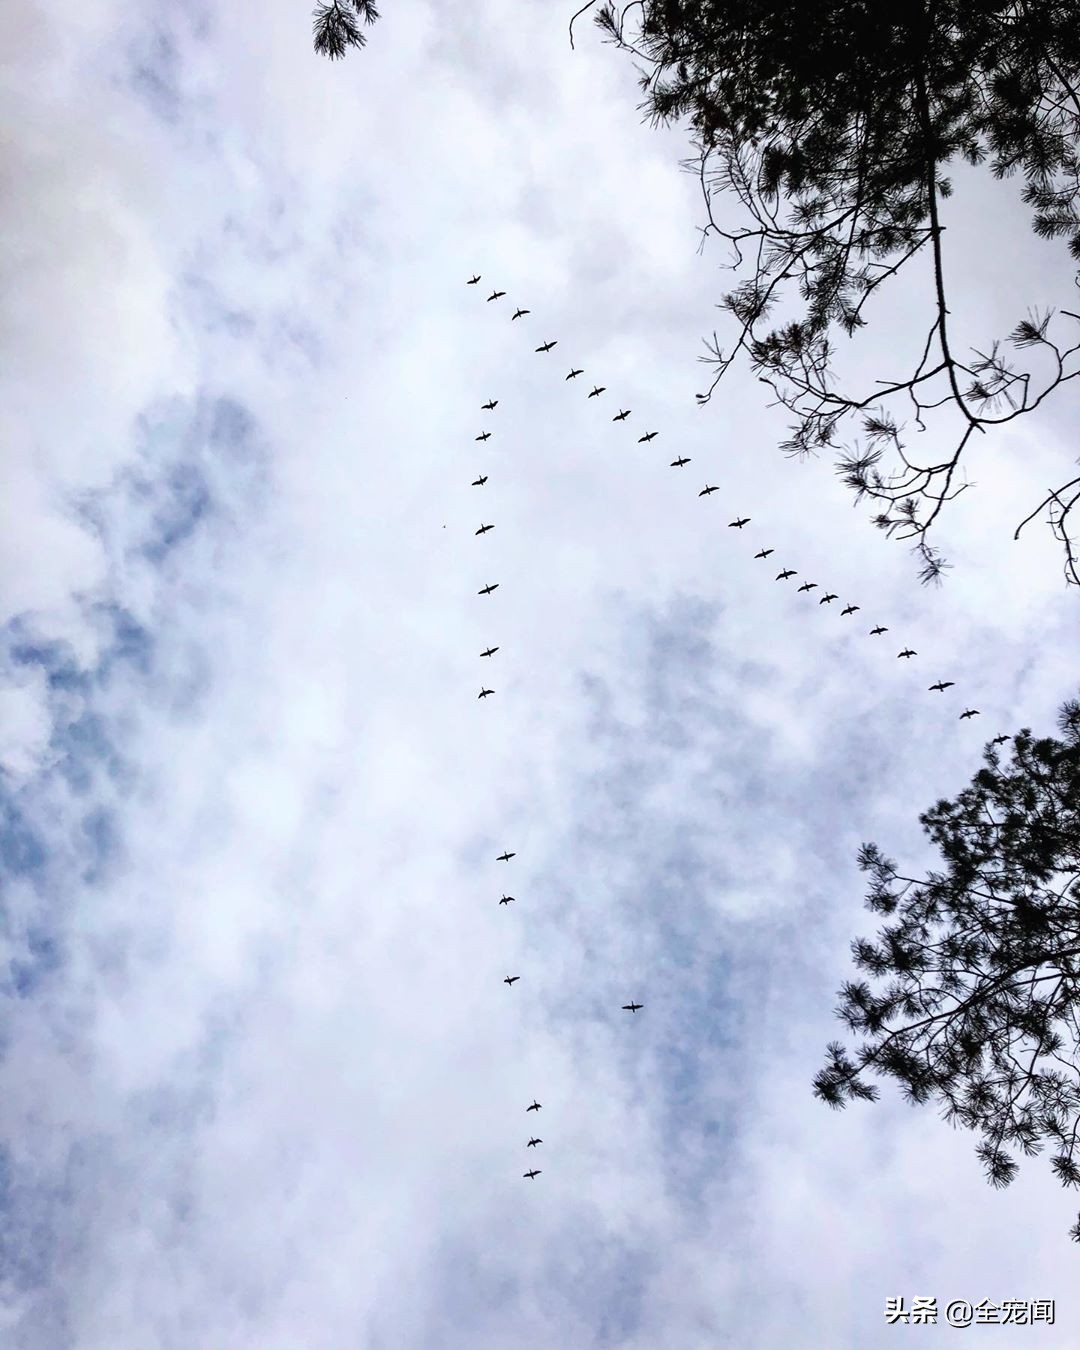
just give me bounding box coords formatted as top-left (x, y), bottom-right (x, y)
top-left (2, 2), bottom-right (1079, 1346)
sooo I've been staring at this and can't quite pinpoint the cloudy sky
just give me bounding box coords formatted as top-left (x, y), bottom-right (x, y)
top-left (2, 2), bottom-right (1079, 1345)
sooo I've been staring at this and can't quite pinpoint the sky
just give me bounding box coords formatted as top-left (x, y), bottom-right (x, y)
top-left (1, 1), bottom-right (1079, 1346)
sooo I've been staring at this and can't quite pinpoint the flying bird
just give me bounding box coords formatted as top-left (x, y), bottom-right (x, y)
top-left (526, 1100), bottom-right (542, 1112)
top-left (535, 340), bottom-right (557, 353)
top-left (487, 290), bottom-right (505, 301)
top-left (870, 625), bottom-right (888, 635)
top-left (478, 583), bottom-right (499, 595)
top-left (588, 386), bottom-right (606, 398)
top-left (613, 409), bottom-right (630, 421)
top-left (482, 400), bottom-right (498, 411)
top-left (478, 688), bottom-right (494, 699)
top-left (991, 734), bottom-right (1009, 746)
top-left (566, 368), bottom-right (584, 380)
top-left (527, 1137), bottom-right (542, 1147)
top-left (797, 582), bottom-right (818, 593)
top-left (497, 851), bottom-right (516, 862)
top-left (729, 517), bottom-right (750, 529)
top-left (472, 475), bottom-right (488, 487)
top-left (467, 275), bottom-right (480, 285)
top-left (476, 523), bottom-right (494, 535)
top-left (622, 1002), bottom-right (643, 1013)
top-left (755, 549), bottom-right (774, 559)
top-left (512, 308), bottom-right (529, 320)
top-left (524, 1169), bottom-right (541, 1180)
top-left (819, 593), bottom-right (838, 604)
top-left (898, 648), bottom-right (917, 659)
top-left (960, 708), bottom-right (981, 719)
top-left (841, 604), bottom-right (859, 616)
top-left (481, 646), bottom-right (499, 658)
top-left (699, 485), bottom-right (719, 496)
top-left (638, 431), bottom-right (658, 443)
top-left (475, 432), bottom-right (491, 442)
top-left (670, 457), bottom-right (691, 468)
top-left (929, 680), bottom-right (955, 692)
top-left (776, 568), bottom-right (796, 581)
top-left (499, 894), bottom-right (515, 905)
top-left (504, 975), bottom-right (520, 986)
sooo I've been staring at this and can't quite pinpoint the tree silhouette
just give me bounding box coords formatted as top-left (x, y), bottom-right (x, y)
top-left (313, 0), bottom-right (380, 60)
top-left (576, 0), bottom-right (1080, 587)
top-left (814, 695), bottom-right (1080, 1243)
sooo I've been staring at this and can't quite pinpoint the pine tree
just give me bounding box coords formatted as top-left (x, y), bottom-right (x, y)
top-left (814, 695), bottom-right (1080, 1242)
top-left (313, 0), bottom-right (380, 61)
top-left (579, 0), bottom-right (1080, 586)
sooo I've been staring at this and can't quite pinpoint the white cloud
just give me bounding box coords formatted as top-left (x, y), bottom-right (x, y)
top-left (1, 1), bottom-right (1078, 1346)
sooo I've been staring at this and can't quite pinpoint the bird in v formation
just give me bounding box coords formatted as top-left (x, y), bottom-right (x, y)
top-left (471, 300), bottom-right (983, 1181)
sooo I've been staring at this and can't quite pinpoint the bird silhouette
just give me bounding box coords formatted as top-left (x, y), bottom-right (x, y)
top-left (991, 734), bottom-right (1009, 746)
top-left (870, 625), bottom-right (888, 635)
top-left (841, 604), bottom-right (859, 616)
top-left (497, 850), bottom-right (515, 862)
top-left (467, 275), bottom-right (481, 285)
top-left (482, 399), bottom-right (498, 411)
top-left (588, 386), bottom-right (606, 398)
top-left (499, 894), bottom-right (515, 905)
top-left (478, 583), bottom-right (499, 595)
top-left (776, 568), bottom-right (796, 580)
top-left (475, 431), bottom-right (491, 441)
top-left (613, 409), bottom-right (630, 421)
top-left (512, 308), bottom-right (529, 320)
top-left (504, 975), bottom-right (520, 986)
top-left (481, 646), bottom-right (499, 657)
top-left (478, 688), bottom-right (494, 699)
top-left (566, 368), bottom-right (584, 380)
top-left (819, 593), bottom-right (838, 604)
top-left (527, 1137), bottom-right (542, 1147)
top-left (960, 708), bottom-right (981, 719)
top-left (475, 523), bottom-right (494, 535)
top-left (755, 548), bottom-right (774, 559)
top-left (638, 431), bottom-right (658, 443)
top-left (929, 680), bottom-right (955, 692)
top-left (898, 648), bottom-right (917, 659)
top-left (622, 1002), bottom-right (643, 1012)
top-left (699, 485), bottom-right (719, 496)
top-left (526, 1100), bottom-right (542, 1112)
top-left (487, 290), bottom-right (505, 301)
top-left (472, 475), bottom-right (488, 487)
top-left (524, 1169), bottom-right (541, 1179)
top-left (797, 582), bottom-right (818, 593)
top-left (729, 517), bottom-right (750, 529)
top-left (535, 340), bottom-right (557, 353)
top-left (670, 456), bottom-right (691, 467)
